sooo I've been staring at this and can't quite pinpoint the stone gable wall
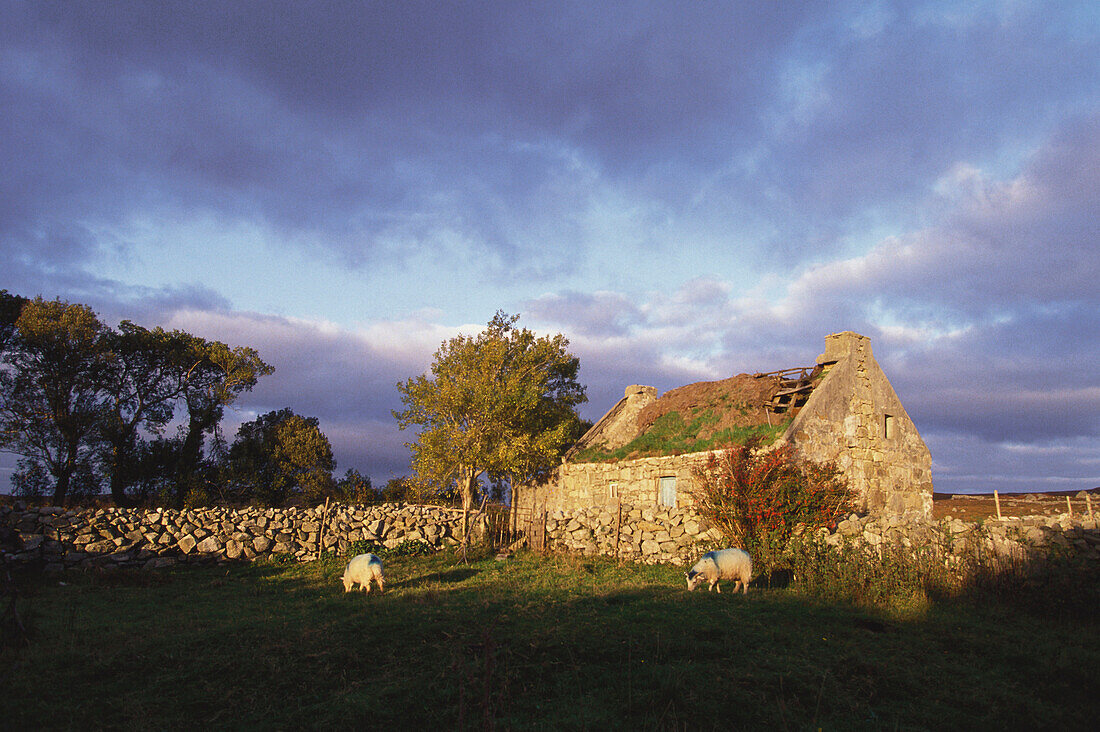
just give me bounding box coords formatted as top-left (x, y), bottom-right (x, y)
top-left (570, 385), bottom-right (657, 455)
top-left (784, 332), bottom-right (933, 520)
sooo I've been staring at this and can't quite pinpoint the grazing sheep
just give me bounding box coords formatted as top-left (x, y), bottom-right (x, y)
top-left (686, 548), bottom-right (752, 594)
top-left (341, 553), bottom-right (384, 594)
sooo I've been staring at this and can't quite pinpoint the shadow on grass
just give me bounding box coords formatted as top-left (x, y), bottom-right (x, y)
top-left (4, 549), bottom-right (1100, 731)
top-left (402, 567), bottom-right (480, 588)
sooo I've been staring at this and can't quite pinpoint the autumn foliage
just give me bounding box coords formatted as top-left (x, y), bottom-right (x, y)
top-left (690, 437), bottom-right (853, 561)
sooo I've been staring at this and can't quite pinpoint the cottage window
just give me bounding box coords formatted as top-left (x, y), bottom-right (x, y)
top-left (884, 414), bottom-right (895, 439)
top-left (659, 476), bottom-right (677, 508)
top-left (609, 482), bottom-right (619, 500)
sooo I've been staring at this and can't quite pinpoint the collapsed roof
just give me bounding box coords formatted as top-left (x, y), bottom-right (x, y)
top-left (568, 364), bottom-right (825, 462)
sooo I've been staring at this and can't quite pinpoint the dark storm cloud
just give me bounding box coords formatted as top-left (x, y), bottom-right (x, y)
top-left (5, 0), bottom-right (1098, 281)
top-left (23, 1), bottom-right (809, 157)
top-left (735, 1), bottom-right (1100, 252)
top-left (1, 0), bottom-right (813, 280)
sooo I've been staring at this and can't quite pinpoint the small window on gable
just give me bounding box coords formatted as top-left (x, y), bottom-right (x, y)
top-left (609, 482), bottom-right (619, 500)
top-left (884, 414), bottom-right (895, 440)
top-left (659, 476), bottom-right (677, 508)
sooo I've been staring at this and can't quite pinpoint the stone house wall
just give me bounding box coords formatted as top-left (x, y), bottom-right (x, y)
top-left (568, 385), bottom-right (657, 454)
top-left (515, 451), bottom-right (709, 516)
top-left (782, 332), bottom-right (932, 520)
top-left (521, 331), bottom-right (933, 522)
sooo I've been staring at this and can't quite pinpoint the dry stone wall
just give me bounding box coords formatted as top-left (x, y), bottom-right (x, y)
top-left (544, 502), bottom-right (724, 565)
top-left (7, 499), bottom-right (1096, 574)
top-left (1, 502), bottom-right (490, 572)
top-left (543, 504), bottom-right (1100, 566)
top-left (814, 511), bottom-right (1100, 563)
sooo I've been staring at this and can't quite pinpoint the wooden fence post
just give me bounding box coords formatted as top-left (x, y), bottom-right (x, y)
top-left (994, 490), bottom-right (1002, 520)
top-left (1087, 493), bottom-right (1094, 522)
top-left (1066, 496), bottom-right (1073, 517)
top-left (317, 496), bottom-right (331, 561)
top-left (536, 508), bottom-right (545, 554)
top-left (614, 498), bottom-right (622, 562)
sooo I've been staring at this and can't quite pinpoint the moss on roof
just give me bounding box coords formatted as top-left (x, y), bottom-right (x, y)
top-left (569, 373), bottom-right (801, 463)
top-left (570, 407), bottom-right (792, 463)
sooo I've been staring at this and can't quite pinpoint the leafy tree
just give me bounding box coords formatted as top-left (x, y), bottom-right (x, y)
top-left (228, 409), bottom-right (336, 505)
top-left (0, 290), bottom-right (28, 349)
top-left (172, 336), bottom-right (273, 500)
top-left (0, 293), bottom-right (274, 505)
top-left (126, 435), bottom-right (185, 504)
top-left (96, 322), bottom-right (194, 506)
top-left (11, 456), bottom-right (100, 501)
top-left (0, 298), bottom-right (111, 504)
top-left (336, 468), bottom-right (376, 504)
top-left (379, 476), bottom-right (407, 502)
top-left (394, 311), bottom-right (587, 550)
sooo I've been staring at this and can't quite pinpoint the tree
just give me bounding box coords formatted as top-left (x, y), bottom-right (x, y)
top-left (394, 311), bottom-right (587, 551)
top-left (126, 435), bottom-right (185, 504)
top-left (172, 336), bottom-right (273, 501)
top-left (0, 290), bottom-right (28, 349)
top-left (227, 409), bottom-right (336, 505)
top-left (336, 468), bottom-right (376, 504)
top-left (0, 298), bottom-right (111, 504)
top-left (96, 322), bottom-right (193, 506)
top-left (380, 476), bottom-right (413, 503)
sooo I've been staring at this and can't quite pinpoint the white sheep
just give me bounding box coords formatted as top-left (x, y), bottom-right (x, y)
top-left (685, 548), bottom-right (752, 594)
top-left (341, 553), bottom-right (385, 594)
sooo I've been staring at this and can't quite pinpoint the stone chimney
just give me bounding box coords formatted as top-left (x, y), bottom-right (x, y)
top-left (624, 385), bottom-right (658, 401)
top-left (816, 331), bottom-right (871, 365)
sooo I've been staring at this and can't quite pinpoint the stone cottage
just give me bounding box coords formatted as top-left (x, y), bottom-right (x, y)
top-left (514, 331), bottom-right (932, 521)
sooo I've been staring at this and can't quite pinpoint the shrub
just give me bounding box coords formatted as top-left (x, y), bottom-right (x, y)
top-left (346, 539), bottom-right (435, 559)
top-left (783, 532), bottom-right (951, 608)
top-left (782, 524), bottom-right (1100, 616)
top-left (380, 477), bottom-right (412, 503)
top-left (690, 437), bottom-right (853, 571)
top-left (335, 469), bottom-right (378, 504)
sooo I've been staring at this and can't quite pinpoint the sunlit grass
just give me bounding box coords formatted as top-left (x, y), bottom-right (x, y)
top-left (573, 409), bottom-right (792, 462)
top-left (3, 549), bottom-right (1098, 730)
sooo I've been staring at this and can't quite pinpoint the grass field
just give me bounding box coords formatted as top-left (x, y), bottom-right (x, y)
top-left (3, 549), bottom-right (1098, 730)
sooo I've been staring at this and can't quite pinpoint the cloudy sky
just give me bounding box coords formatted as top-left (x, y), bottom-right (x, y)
top-left (2, 0), bottom-right (1098, 494)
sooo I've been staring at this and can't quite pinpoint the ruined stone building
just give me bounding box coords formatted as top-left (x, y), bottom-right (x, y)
top-left (515, 331), bottom-right (932, 521)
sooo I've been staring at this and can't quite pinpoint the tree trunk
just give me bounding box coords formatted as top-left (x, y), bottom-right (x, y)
top-left (174, 405), bottom-right (218, 504)
top-left (52, 440), bottom-right (79, 505)
top-left (459, 470), bottom-right (479, 563)
top-left (107, 435), bottom-right (138, 508)
top-left (51, 470), bottom-right (70, 505)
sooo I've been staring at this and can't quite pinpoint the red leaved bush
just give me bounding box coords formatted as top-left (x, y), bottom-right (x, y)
top-left (690, 437), bottom-right (853, 562)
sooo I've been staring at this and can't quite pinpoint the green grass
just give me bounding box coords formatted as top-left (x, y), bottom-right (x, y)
top-left (3, 549), bottom-right (1098, 730)
top-left (573, 409), bottom-right (792, 462)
